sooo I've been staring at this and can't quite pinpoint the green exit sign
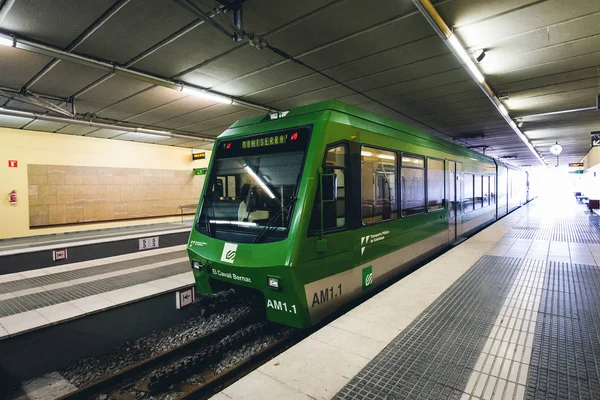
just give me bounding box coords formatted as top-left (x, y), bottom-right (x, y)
top-left (194, 168), bottom-right (207, 176)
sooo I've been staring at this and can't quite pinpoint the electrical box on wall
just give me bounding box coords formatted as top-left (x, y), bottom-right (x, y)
top-left (597, 94), bottom-right (600, 111)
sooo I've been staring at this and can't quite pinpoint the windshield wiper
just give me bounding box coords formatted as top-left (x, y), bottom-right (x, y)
top-left (253, 199), bottom-right (295, 243)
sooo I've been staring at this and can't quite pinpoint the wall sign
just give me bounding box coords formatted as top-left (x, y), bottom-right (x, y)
top-left (194, 168), bottom-right (207, 176)
top-left (569, 163), bottom-right (584, 167)
top-left (8, 160), bottom-right (17, 168)
top-left (192, 152), bottom-right (205, 160)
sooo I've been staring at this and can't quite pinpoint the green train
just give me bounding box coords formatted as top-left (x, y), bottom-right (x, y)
top-left (187, 100), bottom-right (529, 328)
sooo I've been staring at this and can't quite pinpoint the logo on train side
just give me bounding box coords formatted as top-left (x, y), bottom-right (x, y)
top-left (220, 243), bottom-right (238, 264)
top-left (362, 265), bottom-right (373, 290)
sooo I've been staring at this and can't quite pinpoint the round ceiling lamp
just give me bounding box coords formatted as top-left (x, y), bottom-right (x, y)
top-left (550, 143), bottom-right (563, 156)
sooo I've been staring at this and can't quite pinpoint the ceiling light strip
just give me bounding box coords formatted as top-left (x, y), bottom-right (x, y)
top-left (410, 0), bottom-right (546, 166)
top-left (0, 107), bottom-right (213, 142)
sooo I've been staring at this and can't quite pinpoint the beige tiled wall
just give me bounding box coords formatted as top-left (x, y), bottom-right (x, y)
top-left (28, 165), bottom-right (203, 227)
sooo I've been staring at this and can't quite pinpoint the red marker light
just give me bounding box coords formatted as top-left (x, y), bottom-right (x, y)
top-left (226, 143), bottom-right (231, 149)
top-left (290, 132), bottom-right (298, 141)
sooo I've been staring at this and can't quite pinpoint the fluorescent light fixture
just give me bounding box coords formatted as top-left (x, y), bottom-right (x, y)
top-left (378, 154), bottom-right (395, 160)
top-left (210, 220), bottom-right (258, 226)
top-left (0, 36), bottom-right (13, 47)
top-left (498, 104), bottom-right (509, 116)
top-left (361, 151), bottom-right (373, 157)
top-left (244, 165), bottom-right (276, 199)
top-left (182, 86), bottom-right (232, 104)
top-left (447, 35), bottom-right (485, 84)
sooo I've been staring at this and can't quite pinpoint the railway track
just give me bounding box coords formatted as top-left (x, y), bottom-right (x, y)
top-left (58, 312), bottom-right (297, 400)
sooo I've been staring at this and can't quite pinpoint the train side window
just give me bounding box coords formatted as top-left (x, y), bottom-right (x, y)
top-left (474, 175), bottom-right (482, 209)
top-left (464, 173), bottom-right (474, 213)
top-left (483, 176), bottom-right (490, 206)
top-left (401, 154), bottom-right (425, 216)
top-left (490, 176), bottom-right (496, 205)
top-left (361, 147), bottom-right (397, 224)
top-left (427, 158), bottom-right (444, 211)
top-left (310, 144), bottom-right (347, 233)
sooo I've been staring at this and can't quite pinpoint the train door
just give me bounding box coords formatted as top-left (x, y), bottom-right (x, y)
top-left (447, 161), bottom-right (463, 242)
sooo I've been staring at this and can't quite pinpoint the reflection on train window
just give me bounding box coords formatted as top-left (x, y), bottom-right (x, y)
top-left (490, 176), bottom-right (496, 205)
top-left (310, 145), bottom-right (347, 232)
top-left (361, 147), bottom-right (397, 224)
top-left (401, 154), bottom-right (425, 216)
top-left (474, 175), bottom-right (482, 209)
top-left (326, 146), bottom-right (347, 228)
top-left (427, 158), bottom-right (444, 211)
top-left (483, 176), bottom-right (490, 206)
top-left (464, 173), bottom-right (474, 213)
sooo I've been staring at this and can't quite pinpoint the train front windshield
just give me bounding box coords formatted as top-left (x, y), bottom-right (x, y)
top-left (196, 127), bottom-right (311, 243)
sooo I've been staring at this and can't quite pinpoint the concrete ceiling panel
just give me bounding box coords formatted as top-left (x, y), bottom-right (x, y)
top-left (212, 62), bottom-right (316, 97)
top-left (174, 109), bottom-right (262, 131)
top-left (154, 104), bottom-right (246, 130)
top-left (448, 1), bottom-right (600, 49)
top-left (85, 128), bottom-right (127, 139)
top-left (0, 114), bottom-right (31, 129)
top-left (76, 75), bottom-right (153, 109)
top-left (28, 61), bottom-right (108, 98)
top-left (95, 86), bottom-right (188, 121)
top-left (74, 0), bottom-right (197, 64)
top-left (0, 47), bottom-right (53, 90)
top-left (126, 96), bottom-right (221, 125)
top-left (55, 125), bottom-right (99, 136)
top-left (131, 23), bottom-right (238, 78)
top-left (22, 119), bottom-right (69, 133)
top-left (266, 0), bottom-right (416, 57)
top-left (0, 0), bottom-right (115, 48)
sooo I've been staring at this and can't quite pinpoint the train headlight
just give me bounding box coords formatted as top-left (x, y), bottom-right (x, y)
top-left (192, 261), bottom-right (201, 270)
top-left (267, 276), bottom-right (281, 290)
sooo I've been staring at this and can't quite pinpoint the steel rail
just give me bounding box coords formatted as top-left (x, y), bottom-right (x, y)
top-left (57, 312), bottom-right (255, 400)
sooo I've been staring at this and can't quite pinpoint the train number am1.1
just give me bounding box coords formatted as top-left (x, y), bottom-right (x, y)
top-left (267, 299), bottom-right (297, 314)
top-left (311, 283), bottom-right (342, 307)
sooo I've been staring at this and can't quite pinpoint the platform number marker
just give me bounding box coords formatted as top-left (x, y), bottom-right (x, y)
top-left (139, 236), bottom-right (159, 250)
top-left (362, 265), bottom-right (373, 290)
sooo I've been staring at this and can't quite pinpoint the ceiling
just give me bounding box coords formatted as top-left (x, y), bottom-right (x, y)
top-left (0, 0), bottom-right (597, 164)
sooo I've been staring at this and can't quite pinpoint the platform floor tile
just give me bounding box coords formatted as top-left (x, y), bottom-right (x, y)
top-left (0, 262), bottom-right (189, 318)
top-left (0, 251), bottom-right (186, 295)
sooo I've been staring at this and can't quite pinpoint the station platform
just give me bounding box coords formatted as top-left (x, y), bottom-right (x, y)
top-left (0, 245), bottom-right (194, 340)
top-left (0, 220), bottom-right (193, 274)
top-left (213, 197), bottom-right (600, 400)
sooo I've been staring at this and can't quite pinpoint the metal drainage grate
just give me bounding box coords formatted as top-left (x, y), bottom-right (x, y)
top-left (526, 261), bottom-right (600, 400)
top-left (334, 256), bottom-right (523, 400)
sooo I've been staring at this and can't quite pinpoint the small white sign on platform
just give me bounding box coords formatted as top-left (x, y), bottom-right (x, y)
top-left (176, 287), bottom-right (195, 309)
top-left (52, 249), bottom-right (68, 261)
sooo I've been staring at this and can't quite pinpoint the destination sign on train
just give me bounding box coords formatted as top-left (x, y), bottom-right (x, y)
top-left (217, 127), bottom-right (310, 158)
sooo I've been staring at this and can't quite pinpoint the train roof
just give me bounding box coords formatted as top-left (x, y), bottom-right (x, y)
top-left (223, 100), bottom-right (513, 168)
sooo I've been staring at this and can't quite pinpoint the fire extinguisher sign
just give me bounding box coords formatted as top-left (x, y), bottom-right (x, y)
top-left (8, 160), bottom-right (18, 168)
